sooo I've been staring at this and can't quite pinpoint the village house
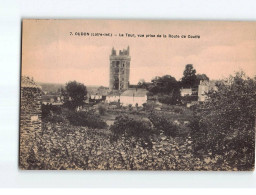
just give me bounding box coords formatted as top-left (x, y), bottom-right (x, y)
top-left (41, 94), bottom-right (63, 105)
top-left (180, 88), bottom-right (193, 97)
top-left (87, 86), bottom-right (109, 103)
top-left (105, 91), bottom-right (121, 103)
top-left (120, 88), bottom-right (148, 107)
top-left (198, 80), bottom-right (217, 102)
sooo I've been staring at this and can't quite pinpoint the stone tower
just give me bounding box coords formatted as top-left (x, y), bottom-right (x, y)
top-left (109, 46), bottom-right (131, 90)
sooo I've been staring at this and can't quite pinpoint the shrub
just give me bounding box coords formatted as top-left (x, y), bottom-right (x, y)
top-left (128, 104), bottom-right (133, 111)
top-left (142, 102), bottom-right (155, 112)
top-left (42, 104), bottom-right (62, 118)
top-left (67, 111), bottom-right (107, 129)
top-left (181, 95), bottom-right (198, 104)
top-left (158, 94), bottom-right (180, 105)
top-left (172, 106), bottom-right (184, 114)
top-left (110, 115), bottom-right (154, 147)
top-left (148, 112), bottom-right (180, 137)
top-left (42, 104), bottom-right (64, 123)
top-left (188, 116), bottom-right (208, 153)
top-left (98, 104), bottom-right (107, 115)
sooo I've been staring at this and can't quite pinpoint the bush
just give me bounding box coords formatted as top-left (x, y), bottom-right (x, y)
top-left (188, 116), bottom-right (208, 153)
top-left (67, 111), bottom-right (107, 129)
top-left (110, 115), bottom-right (154, 147)
top-left (42, 104), bottom-right (62, 118)
top-left (128, 104), bottom-right (133, 111)
top-left (148, 112), bottom-right (180, 137)
top-left (181, 95), bottom-right (198, 104)
top-left (158, 94), bottom-right (180, 105)
top-left (142, 102), bottom-right (155, 112)
top-left (173, 107), bottom-right (183, 114)
top-left (98, 104), bottom-right (107, 115)
top-left (42, 104), bottom-right (64, 123)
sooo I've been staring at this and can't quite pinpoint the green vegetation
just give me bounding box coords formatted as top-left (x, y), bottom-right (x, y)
top-left (98, 104), bottom-right (107, 115)
top-left (62, 81), bottom-right (87, 110)
top-left (110, 115), bottom-right (154, 148)
top-left (148, 112), bottom-right (180, 137)
top-left (67, 111), bottom-right (107, 129)
top-left (181, 64), bottom-right (197, 88)
top-left (189, 72), bottom-right (256, 170)
top-left (36, 71), bottom-right (255, 170)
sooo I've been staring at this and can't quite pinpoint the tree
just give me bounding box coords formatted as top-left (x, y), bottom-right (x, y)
top-left (149, 75), bottom-right (181, 105)
top-left (191, 71), bottom-right (256, 170)
top-left (63, 81), bottom-right (87, 110)
top-left (196, 74), bottom-right (209, 85)
top-left (150, 75), bottom-right (179, 93)
top-left (181, 64), bottom-right (197, 88)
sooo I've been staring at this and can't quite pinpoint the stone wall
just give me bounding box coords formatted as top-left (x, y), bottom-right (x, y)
top-left (19, 86), bottom-right (42, 169)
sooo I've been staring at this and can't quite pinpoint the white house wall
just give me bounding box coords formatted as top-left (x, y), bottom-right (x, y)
top-left (120, 96), bottom-right (147, 107)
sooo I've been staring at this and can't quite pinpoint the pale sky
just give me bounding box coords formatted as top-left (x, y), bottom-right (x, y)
top-left (22, 19), bottom-right (256, 86)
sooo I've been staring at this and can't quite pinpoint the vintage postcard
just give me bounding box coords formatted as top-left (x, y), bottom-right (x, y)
top-left (20, 19), bottom-right (255, 170)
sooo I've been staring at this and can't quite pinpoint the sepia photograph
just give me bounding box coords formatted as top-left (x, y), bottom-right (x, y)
top-left (19, 19), bottom-right (255, 170)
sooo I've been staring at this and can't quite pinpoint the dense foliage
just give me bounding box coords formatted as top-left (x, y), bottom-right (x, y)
top-left (148, 112), bottom-right (180, 137)
top-left (63, 81), bottom-right (87, 110)
top-left (98, 104), bottom-right (107, 115)
top-left (41, 104), bottom-right (64, 123)
top-left (190, 72), bottom-right (256, 170)
top-left (181, 64), bottom-right (197, 88)
top-left (150, 75), bottom-right (181, 105)
top-left (110, 115), bottom-right (154, 147)
top-left (67, 111), bottom-right (107, 129)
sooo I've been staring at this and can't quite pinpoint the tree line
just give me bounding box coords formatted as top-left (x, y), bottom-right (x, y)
top-left (137, 64), bottom-right (209, 105)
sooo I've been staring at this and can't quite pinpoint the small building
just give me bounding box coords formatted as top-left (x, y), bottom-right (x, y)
top-left (105, 90), bottom-right (122, 103)
top-left (87, 86), bottom-right (109, 103)
top-left (198, 80), bottom-right (217, 102)
top-left (90, 94), bottom-right (103, 100)
top-left (106, 94), bottom-right (120, 103)
top-left (180, 88), bottom-right (193, 97)
top-left (42, 94), bottom-right (63, 105)
top-left (120, 88), bottom-right (148, 107)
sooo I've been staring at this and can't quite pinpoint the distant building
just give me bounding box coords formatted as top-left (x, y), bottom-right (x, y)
top-left (198, 80), bottom-right (217, 102)
top-left (180, 88), bottom-right (193, 97)
top-left (106, 90), bottom-right (121, 103)
top-left (109, 46), bottom-right (131, 90)
top-left (42, 94), bottom-right (63, 105)
top-left (120, 88), bottom-right (148, 107)
top-left (87, 86), bottom-right (109, 103)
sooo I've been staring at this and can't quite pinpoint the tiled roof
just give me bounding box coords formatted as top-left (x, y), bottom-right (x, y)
top-left (180, 88), bottom-right (192, 92)
top-left (121, 89), bottom-right (148, 97)
top-left (107, 90), bottom-right (122, 96)
top-left (21, 76), bottom-right (41, 89)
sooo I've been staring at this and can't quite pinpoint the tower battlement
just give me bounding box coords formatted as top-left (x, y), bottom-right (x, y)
top-left (109, 46), bottom-right (131, 90)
